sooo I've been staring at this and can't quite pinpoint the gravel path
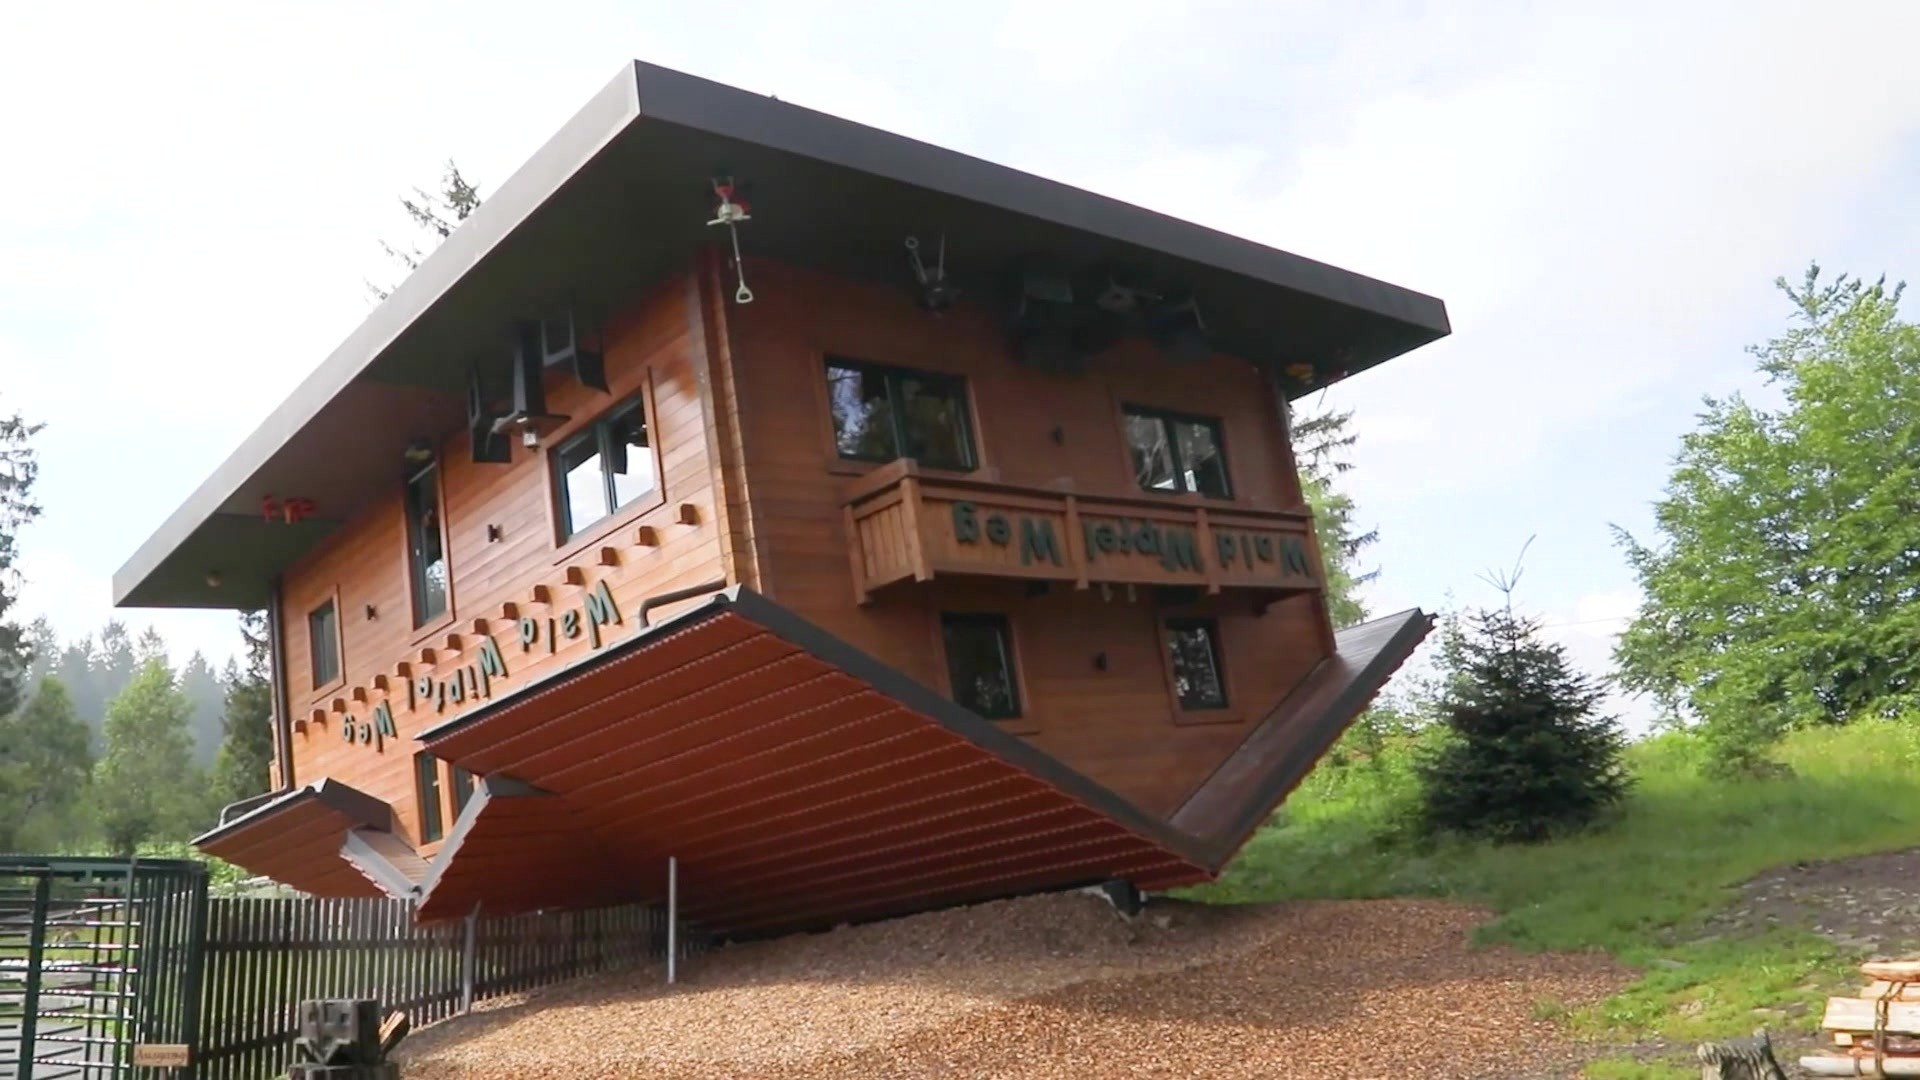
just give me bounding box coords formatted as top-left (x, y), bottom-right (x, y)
top-left (399, 893), bottom-right (1629, 1079)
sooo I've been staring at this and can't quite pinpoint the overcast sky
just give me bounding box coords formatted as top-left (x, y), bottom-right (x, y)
top-left (5, 1), bottom-right (1919, 729)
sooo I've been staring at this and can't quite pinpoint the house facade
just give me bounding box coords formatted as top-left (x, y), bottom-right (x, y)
top-left (113, 61), bottom-right (1449, 937)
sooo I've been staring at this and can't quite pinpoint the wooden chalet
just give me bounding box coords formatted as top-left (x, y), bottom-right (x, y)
top-left (113, 61), bottom-right (1450, 937)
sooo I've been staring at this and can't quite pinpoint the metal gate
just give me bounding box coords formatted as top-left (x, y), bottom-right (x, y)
top-left (1, 858), bottom-right (208, 1079)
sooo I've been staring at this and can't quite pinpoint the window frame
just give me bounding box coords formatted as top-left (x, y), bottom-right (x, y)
top-left (823, 356), bottom-right (979, 472)
top-left (306, 592), bottom-right (344, 694)
top-left (1119, 403), bottom-right (1233, 500)
top-left (546, 386), bottom-right (666, 550)
top-left (404, 460), bottom-right (455, 636)
top-left (1162, 616), bottom-right (1231, 715)
top-left (939, 611), bottom-right (1024, 722)
top-left (414, 752), bottom-right (445, 844)
top-left (449, 764), bottom-right (477, 821)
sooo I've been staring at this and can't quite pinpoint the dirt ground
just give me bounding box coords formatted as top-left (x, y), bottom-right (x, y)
top-left (398, 892), bottom-right (1629, 1079)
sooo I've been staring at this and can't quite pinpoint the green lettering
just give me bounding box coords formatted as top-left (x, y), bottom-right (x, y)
top-left (1216, 532), bottom-right (1237, 567)
top-left (585, 580), bottom-right (621, 628)
top-left (1019, 518), bottom-right (1063, 567)
top-left (952, 501), bottom-right (979, 543)
top-left (985, 513), bottom-right (1012, 545)
top-left (561, 609), bottom-right (581, 638)
top-left (1281, 536), bottom-right (1312, 576)
top-left (518, 616), bottom-right (539, 651)
top-left (479, 636), bottom-right (508, 679)
top-left (1164, 529), bottom-right (1200, 573)
top-left (373, 702), bottom-right (396, 738)
top-left (1254, 535), bottom-right (1275, 562)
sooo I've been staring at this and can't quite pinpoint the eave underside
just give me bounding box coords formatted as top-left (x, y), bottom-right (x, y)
top-left (194, 592), bottom-right (1429, 937)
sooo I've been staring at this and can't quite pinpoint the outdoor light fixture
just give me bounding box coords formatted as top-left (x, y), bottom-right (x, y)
top-left (905, 235), bottom-right (959, 311)
top-left (205, 571), bottom-right (222, 588)
top-left (489, 322), bottom-right (571, 451)
top-left (1146, 296), bottom-right (1210, 365)
top-left (402, 439), bottom-right (434, 464)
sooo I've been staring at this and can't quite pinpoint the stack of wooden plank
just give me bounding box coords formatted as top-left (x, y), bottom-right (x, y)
top-left (1802, 961), bottom-right (1920, 1076)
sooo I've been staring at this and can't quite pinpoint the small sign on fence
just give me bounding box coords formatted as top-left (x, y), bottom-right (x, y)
top-left (132, 1043), bottom-right (193, 1067)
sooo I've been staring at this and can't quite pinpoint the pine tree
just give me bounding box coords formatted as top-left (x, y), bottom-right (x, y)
top-left (94, 660), bottom-right (199, 855)
top-left (210, 611), bottom-right (275, 808)
top-left (1416, 563), bottom-right (1629, 843)
top-left (1292, 404), bottom-right (1379, 629)
top-left (369, 161), bottom-right (483, 300)
top-left (0, 405), bottom-right (43, 720)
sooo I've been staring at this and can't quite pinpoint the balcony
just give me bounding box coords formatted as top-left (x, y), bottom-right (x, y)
top-left (845, 462), bottom-right (1322, 603)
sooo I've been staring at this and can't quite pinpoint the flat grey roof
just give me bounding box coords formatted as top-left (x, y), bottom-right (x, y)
top-left (113, 59), bottom-right (1450, 611)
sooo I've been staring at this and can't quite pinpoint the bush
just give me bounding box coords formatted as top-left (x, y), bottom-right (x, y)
top-left (1417, 606), bottom-right (1630, 843)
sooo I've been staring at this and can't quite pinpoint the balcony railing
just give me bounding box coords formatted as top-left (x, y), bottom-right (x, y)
top-left (844, 461), bottom-right (1322, 603)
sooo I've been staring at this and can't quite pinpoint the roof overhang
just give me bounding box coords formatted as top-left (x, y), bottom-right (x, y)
top-left (113, 58), bottom-right (1450, 612)
top-left (194, 779), bottom-right (396, 897)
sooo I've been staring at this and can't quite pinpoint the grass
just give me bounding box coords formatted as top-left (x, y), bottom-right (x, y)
top-left (1177, 718), bottom-right (1920, 1071)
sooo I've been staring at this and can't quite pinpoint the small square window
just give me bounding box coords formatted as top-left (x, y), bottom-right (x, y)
top-left (827, 359), bottom-right (975, 471)
top-left (415, 753), bottom-right (445, 843)
top-left (1123, 406), bottom-right (1230, 498)
top-left (1165, 619), bottom-right (1228, 710)
top-left (941, 613), bottom-right (1021, 720)
top-left (553, 395), bottom-right (657, 540)
top-left (308, 599), bottom-right (340, 689)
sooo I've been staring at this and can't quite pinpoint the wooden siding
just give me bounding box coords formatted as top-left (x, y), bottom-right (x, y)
top-left (277, 274), bottom-right (730, 848)
top-left (720, 259), bottom-right (1330, 817)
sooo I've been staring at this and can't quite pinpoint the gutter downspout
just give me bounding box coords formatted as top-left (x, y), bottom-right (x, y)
top-left (267, 577), bottom-right (295, 789)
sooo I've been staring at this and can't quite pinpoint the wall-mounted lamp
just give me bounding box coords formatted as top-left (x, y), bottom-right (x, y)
top-left (205, 571), bottom-right (222, 589)
top-left (1093, 651), bottom-right (1109, 672)
top-left (403, 439), bottom-right (435, 465)
top-left (1049, 425), bottom-right (1065, 446)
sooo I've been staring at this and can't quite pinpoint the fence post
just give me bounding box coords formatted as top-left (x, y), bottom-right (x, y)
top-left (459, 904), bottom-right (479, 1013)
top-left (666, 856), bottom-right (678, 986)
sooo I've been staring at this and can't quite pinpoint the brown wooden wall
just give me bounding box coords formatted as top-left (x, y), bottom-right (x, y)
top-left (718, 258), bottom-right (1329, 816)
top-left (277, 273), bottom-right (730, 850)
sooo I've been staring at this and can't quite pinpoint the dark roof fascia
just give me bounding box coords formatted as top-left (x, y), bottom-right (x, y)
top-left (109, 66), bottom-right (646, 609)
top-left (1185, 607), bottom-right (1434, 867)
top-left (418, 586), bottom-right (1210, 867)
top-left (623, 62), bottom-right (1450, 336)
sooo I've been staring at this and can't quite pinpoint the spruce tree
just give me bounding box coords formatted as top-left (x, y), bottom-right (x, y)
top-left (1417, 596), bottom-right (1629, 844)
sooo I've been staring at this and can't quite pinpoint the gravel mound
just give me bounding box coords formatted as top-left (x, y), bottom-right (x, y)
top-left (398, 892), bottom-right (1628, 1079)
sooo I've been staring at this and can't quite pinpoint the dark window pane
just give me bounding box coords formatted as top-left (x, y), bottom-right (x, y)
top-left (605, 405), bottom-right (656, 510)
top-left (308, 600), bottom-right (339, 688)
top-left (1173, 419), bottom-right (1230, 497)
top-left (406, 466), bottom-right (448, 625)
top-left (827, 363), bottom-right (898, 461)
top-left (1166, 621), bottom-right (1227, 709)
top-left (1124, 414), bottom-right (1177, 491)
top-left (942, 614), bottom-right (1020, 719)
top-left (449, 765), bottom-right (476, 818)
top-left (555, 430), bottom-right (609, 537)
top-left (415, 753), bottom-right (444, 843)
top-left (897, 374), bottom-right (973, 470)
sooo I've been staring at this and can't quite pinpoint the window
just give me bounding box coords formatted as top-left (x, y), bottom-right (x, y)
top-left (941, 613), bottom-right (1020, 719)
top-left (1165, 618), bottom-right (1228, 710)
top-left (1122, 406), bottom-right (1230, 498)
top-left (308, 599), bottom-right (340, 689)
top-left (826, 359), bottom-right (975, 471)
top-left (415, 753), bottom-right (445, 843)
top-left (449, 765), bottom-right (476, 819)
top-left (552, 395), bottom-right (657, 540)
top-left (405, 463), bottom-right (449, 627)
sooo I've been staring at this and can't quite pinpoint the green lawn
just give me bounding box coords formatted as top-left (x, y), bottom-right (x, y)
top-left (1176, 719), bottom-right (1920, 1075)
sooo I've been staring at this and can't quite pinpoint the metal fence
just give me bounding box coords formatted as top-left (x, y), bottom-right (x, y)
top-left (195, 898), bottom-right (673, 1080)
top-left (4, 857), bottom-right (682, 1080)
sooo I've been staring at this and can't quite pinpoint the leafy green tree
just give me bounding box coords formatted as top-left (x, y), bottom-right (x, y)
top-left (1615, 264), bottom-right (1920, 774)
top-left (179, 650), bottom-right (225, 766)
top-left (94, 659), bottom-right (199, 855)
top-left (1293, 405), bottom-right (1379, 629)
top-left (1417, 599), bottom-right (1629, 843)
top-left (0, 678), bottom-right (92, 850)
top-left (0, 405), bottom-right (43, 720)
top-left (210, 611), bottom-right (275, 809)
top-left (370, 160), bottom-right (482, 300)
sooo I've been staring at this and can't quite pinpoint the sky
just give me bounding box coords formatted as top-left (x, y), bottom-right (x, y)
top-left (5, 0), bottom-right (1920, 731)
